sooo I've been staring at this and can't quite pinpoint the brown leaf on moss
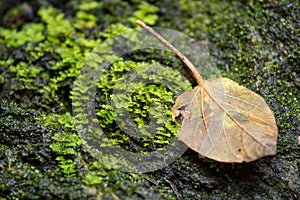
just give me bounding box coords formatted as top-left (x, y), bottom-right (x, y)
top-left (172, 77), bottom-right (278, 162)
top-left (136, 20), bottom-right (278, 163)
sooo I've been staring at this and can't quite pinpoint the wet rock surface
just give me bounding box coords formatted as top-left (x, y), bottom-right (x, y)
top-left (0, 0), bottom-right (299, 199)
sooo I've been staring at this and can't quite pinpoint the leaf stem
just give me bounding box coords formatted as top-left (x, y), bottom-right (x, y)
top-left (136, 20), bottom-right (205, 87)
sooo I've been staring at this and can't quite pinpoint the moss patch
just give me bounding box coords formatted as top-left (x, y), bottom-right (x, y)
top-left (0, 0), bottom-right (299, 199)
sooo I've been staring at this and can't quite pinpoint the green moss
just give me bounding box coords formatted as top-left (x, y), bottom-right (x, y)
top-left (100, 23), bottom-right (133, 38)
top-left (38, 7), bottom-right (73, 43)
top-left (33, 103), bottom-right (173, 195)
top-left (84, 161), bottom-right (107, 185)
top-left (79, 1), bottom-right (102, 11)
top-left (85, 170), bottom-right (104, 185)
top-left (50, 131), bottom-right (82, 155)
top-left (1, 2), bottom-right (174, 198)
top-left (35, 112), bottom-right (81, 177)
top-left (9, 62), bottom-right (43, 89)
top-left (1, 0), bottom-right (299, 199)
top-left (0, 5), bottom-right (101, 110)
top-left (0, 23), bottom-right (45, 47)
top-left (129, 2), bottom-right (159, 26)
top-left (94, 58), bottom-right (191, 151)
top-left (0, 1), bottom-right (159, 113)
top-left (0, 75), bottom-right (4, 84)
top-left (75, 11), bottom-right (97, 29)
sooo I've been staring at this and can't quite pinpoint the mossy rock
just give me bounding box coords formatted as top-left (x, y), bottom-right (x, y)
top-left (0, 0), bottom-right (299, 199)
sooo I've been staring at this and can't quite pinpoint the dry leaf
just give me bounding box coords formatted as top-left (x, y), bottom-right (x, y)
top-left (172, 78), bottom-right (278, 162)
top-left (136, 20), bottom-right (278, 163)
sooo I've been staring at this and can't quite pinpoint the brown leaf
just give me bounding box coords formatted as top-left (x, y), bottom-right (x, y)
top-left (172, 77), bottom-right (278, 162)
